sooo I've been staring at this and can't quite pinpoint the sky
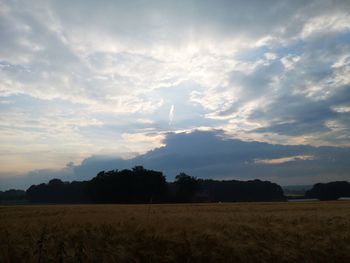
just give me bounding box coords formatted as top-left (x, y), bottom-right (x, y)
top-left (1, 0), bottom-right (350, 189)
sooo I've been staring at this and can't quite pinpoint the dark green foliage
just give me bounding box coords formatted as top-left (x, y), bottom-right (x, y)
top-left (305, 181), bottom-right (350, 200)
top-left (86, 166), bottom-right (167, 203)
top-left (174, 173), bottom-right (201, 202)
top-left (26, 180), bottom-right (89, 203)
top-left (199, 179), bottom-right (286, 202)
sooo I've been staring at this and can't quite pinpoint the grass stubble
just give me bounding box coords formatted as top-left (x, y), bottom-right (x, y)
top-left (1, 202), bottom-right (350, 262)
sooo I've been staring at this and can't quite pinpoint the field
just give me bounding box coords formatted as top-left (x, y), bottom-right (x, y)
top-left (1, 202), bottom-right (350, 263)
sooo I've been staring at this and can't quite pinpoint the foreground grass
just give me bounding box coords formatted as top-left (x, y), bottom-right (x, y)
top-left (1, 202), bottom-right (350, 262)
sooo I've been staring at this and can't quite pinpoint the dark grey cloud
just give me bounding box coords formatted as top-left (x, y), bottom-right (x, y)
top-left (2, 130), bottom-right (349, 190)
top-left (126, 130), bottom-right (350, 185)
top-left (251, 94), bottom-right (336, 135)
top-left (249, 82), bottom-right (350, 143)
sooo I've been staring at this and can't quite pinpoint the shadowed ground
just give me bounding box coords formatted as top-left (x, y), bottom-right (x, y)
top-left (1, 202), bottom-right (350, 262)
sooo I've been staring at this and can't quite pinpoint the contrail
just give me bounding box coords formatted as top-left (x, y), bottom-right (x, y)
top-left (169, 104), bottom-right (174, 126)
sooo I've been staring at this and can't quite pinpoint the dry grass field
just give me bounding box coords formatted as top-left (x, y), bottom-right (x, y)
top-left (1, 202), bottom-right (350, 262)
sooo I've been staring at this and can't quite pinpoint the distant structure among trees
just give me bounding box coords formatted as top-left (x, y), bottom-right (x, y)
top-left (305, 181), bottom-right (350, 200)
top-left (25, 166), bottom-right (286, 203)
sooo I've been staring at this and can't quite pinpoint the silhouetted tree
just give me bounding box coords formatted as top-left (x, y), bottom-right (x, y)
top-left (86, 166), bottom-right (167, 203)
top-left (305, 181), bottom-right (350, 200)
top-left (198, 179), bottom-right (285, 202)
top-left (174, 173), bottom-right (200, 202)
top-left (26, 179), bottom-right (89, 203)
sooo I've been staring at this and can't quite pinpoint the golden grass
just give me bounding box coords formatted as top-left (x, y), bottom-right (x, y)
top-left (1, 202), bottom-right (350, 262)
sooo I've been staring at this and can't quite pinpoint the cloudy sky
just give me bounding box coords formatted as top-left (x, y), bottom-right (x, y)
top-left (1, 0), bottom-right (350, 189)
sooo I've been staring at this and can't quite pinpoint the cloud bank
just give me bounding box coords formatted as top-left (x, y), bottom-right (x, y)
top-left (1, 130), bottom-right (349, 190)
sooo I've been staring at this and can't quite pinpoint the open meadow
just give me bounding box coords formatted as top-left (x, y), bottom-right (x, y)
top-left (1, 202), bottom-right (350, 263)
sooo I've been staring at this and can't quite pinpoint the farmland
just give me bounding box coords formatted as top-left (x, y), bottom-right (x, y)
top-left (1, 202), bottom-right (350, 262)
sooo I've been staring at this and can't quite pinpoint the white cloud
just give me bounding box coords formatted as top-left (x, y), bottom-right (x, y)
top-left (280, 55), bottom-right (300, 70)
top-left (121, 132), bottom-right (165, 154)
top-left (255, 155), bottom-right (315, 165)
top-left (264, 52), bottom-right (277, 60)
top-left (301, 13), bottom-right (350, 39)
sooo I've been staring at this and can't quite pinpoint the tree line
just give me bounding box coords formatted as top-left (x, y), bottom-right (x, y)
top-left (26, 166), bottom-right (286, 203)
top-left (18, 167), bottom-right (350, 203)
top-left (305, 181), bottom-right (350, 201)
top-left (0, 189), bottom-right (26, 202)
